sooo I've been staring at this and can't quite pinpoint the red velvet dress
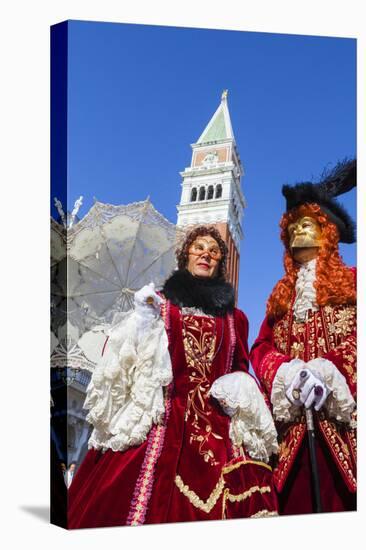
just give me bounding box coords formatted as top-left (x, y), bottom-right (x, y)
top-left (68, 300), bottom-right (278, 528)
top-left (250, 280), bottom-right (357, 515)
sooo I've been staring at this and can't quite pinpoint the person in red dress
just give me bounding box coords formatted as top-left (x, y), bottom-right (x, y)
top-left (250, 160), bottom-right (357, 515)
top-left (68, 226), bottom-right (279, 528)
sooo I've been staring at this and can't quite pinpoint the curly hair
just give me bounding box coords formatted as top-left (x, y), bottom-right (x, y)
top-left (176, 225), bottom-right (228, 279)
top-left (266, 203), bottom-right (356, 319)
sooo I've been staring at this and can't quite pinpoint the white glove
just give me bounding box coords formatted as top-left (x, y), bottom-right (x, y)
top-left (134, 283), bottom-right (162, 316)
top-left (286, 368), bottom-right (330, 411)
top-left (134, 283), bottom-right (163, 339)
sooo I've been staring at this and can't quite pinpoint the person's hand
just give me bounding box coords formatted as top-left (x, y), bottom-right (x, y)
top-left (285, 368), bottom-right (329, 411)
top-left (217, 398), bottom-right (238, 417)
top-left (134, 283), bottom-right (162, 317)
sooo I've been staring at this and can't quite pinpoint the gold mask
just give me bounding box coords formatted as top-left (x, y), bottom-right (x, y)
top-left (188, 237), bottom-right (222, 261)
top-left (288, 216), bottom-right (323, 249)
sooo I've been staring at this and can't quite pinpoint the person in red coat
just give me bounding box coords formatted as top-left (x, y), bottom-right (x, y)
top-left (250, 160), bottom-right (357, 515)
top-left (68, 225), bottom-right (279, 528)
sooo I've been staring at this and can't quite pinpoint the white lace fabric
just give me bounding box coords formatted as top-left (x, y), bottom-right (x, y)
top-left (293, 259), bottom-right (318, 322)
top-left (209, 372), bottom-right (279, 463)
top-left (85, 309), bottom-right (173, 452)
top-left (181, 306), bottom-right (214, 318)
top-left (271, 357), bottom-right (355, 424)
top-left (271, 358), bottom-right (308, 422)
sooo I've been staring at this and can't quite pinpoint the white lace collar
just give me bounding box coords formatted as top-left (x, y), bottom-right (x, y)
top-left (293, 259), bottom-right (318, 322)
top-left (181, 306), bottom-right (214, 318)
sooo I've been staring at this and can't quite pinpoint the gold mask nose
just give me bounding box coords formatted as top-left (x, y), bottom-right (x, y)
top-left (288, 216), bottom-right (323, 249)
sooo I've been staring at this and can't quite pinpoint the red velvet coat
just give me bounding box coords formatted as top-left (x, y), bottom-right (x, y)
top-left (68, 300), bottom-right (278, 528)
top-left (250, 269), bottom-right (356, 514)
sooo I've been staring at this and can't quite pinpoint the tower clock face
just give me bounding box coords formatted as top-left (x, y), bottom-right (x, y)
top-left (193, 146), bottom-right (229, 167)
top-left (203, 151), bottom-right (218, 165)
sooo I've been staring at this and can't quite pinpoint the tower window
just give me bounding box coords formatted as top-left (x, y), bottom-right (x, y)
top-left (215, 184), bottom-right (222, 199)
top-left (190, 187), bottom-right (197, 202)
top-left (199, 186), bottom-right (206, 201)
top-left (207, 185), bottom-right (214, 200)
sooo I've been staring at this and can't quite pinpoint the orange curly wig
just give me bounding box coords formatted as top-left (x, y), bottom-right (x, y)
top-left (266, 203), bottom-right (356, 319)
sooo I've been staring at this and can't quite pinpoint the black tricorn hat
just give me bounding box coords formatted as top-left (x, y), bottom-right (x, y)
top-left (282, 158), bottom-right (356, 244)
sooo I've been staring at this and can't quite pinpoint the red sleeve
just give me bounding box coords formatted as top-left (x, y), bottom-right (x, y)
top-left (232, 308), bottom-right (249, 373)
top-left (250, 316), bottom-right (291, 397)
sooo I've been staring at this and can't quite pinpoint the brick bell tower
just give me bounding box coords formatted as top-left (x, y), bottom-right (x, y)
top-left (176, 90), bottom-right (246, 299)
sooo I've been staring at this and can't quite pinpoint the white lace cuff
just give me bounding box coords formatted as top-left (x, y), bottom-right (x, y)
top-left (85, 309), bottom-right (173, 452)
top-left (306, 358), bottom-right (356, 423)
top-left (209, 372), bottom-right (278, 463)
top-left (271, 358), bottom-right (306, 422)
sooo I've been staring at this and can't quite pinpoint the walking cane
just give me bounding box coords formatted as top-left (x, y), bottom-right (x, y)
top-left (294, 370), bottom-right (323, 513)
top-left (304, 403), bottom-right (323, 513)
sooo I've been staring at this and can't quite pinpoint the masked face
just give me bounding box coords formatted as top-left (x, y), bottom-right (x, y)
top-left (288, 216), bottom-right (323, 250)
top-left (187, 235), bottom-right (222, 278)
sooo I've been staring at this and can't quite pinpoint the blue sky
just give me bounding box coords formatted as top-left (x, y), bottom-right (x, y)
top-left (56, 20), bottom-right (356, 346)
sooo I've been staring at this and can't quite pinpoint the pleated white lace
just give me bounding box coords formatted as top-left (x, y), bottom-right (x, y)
top-left (85, 310), bottom-right (172, 452)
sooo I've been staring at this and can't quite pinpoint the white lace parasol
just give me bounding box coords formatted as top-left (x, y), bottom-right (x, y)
top-left (51, 198), bottom-right (184, 372)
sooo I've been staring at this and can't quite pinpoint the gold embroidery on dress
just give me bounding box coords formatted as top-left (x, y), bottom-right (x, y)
top-left (292, 322), bottom-right (305, 337)
top-left (182, 315), bottom-right (222, 466)
top-left (317, 336), bottom-right (327, 354)
top-left (333, 336), bottom-right (357, 384)
top-left (221, 486), bottom-right (272, 518)
top-left (273, 323), bottom-right (285, 350)
top-left (175, 472), bottom-right (272, 516)
top-left (261, 351), bottom-right (284, 393)
top-left (290, 341), bottom-right (305, 358)
top-left (323, 305), bottom-right (356, 348)
top-left (318, 415), bottom-right (357, 490)
top-left (175, 474), bottom-right (225, 513)
top-left (333, 306), bottom-right (356, 336)
top-left (275, 419), bottom-right (306, 490)
top-left (222, 459), bottom-right (273, 474)
top-left (273, 320), bottom-right (288, 352)
top-left (224, 485), bottom-right (271, 504)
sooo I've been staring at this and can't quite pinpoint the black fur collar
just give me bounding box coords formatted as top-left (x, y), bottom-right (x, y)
top-left (162, 269), bottom-right (235, 317)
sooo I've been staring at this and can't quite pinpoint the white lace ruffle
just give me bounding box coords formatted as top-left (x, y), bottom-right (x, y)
top-left (85, 309), bottom-right (172, 452)
top-left (293, 259), bottom-right (318, 322)
top-left (209, 372), bottom-right (279, 463)
top-left (271, 357), bottom-right (356, 424)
